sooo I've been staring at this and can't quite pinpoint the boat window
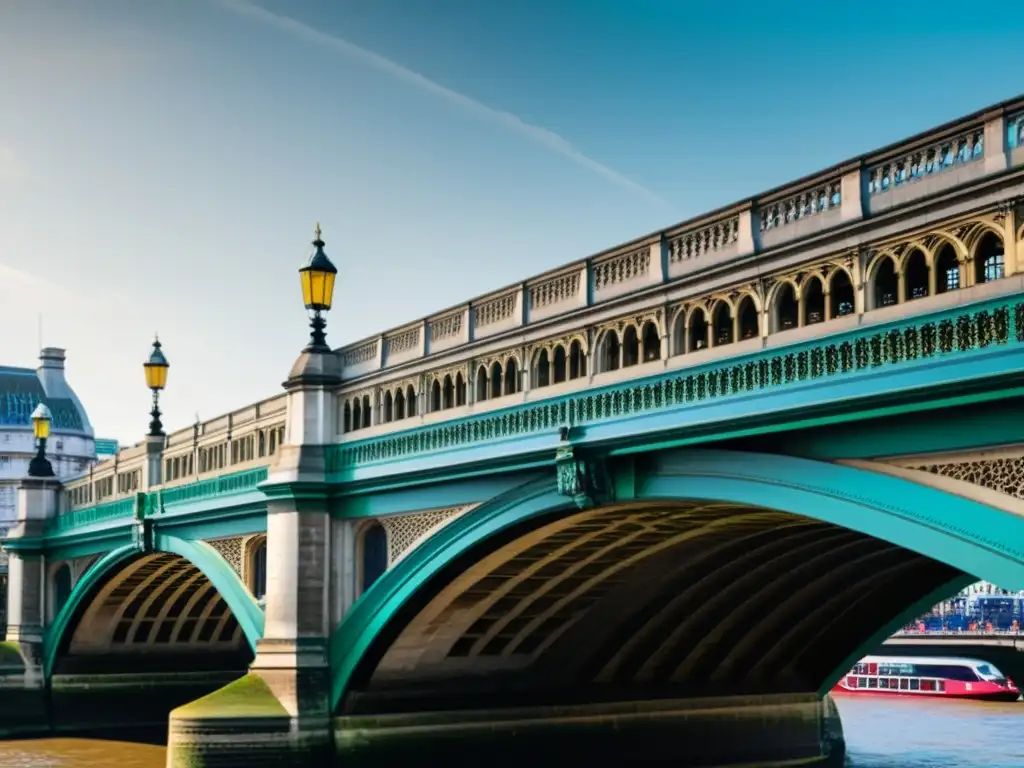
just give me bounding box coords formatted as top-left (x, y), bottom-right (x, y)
top-left (937, 680), bottom-right (945, 692)
top-left (914, 664), bottom-right (979, 681)
top-left (888, 677), bottom-right (898, 689)
top-left (899, 678), bottom-right (909, 690)
top-left (878, 663), bottom-right (914, 676)
top-left (879, 678), bottom-right (889, 689)
top-left (856, 677), bottom-right (867, 688)
top-left (867, 677), bottom-right (878, 689)
top-left (920, 679), bottom-right (936, 691)
top-left (909, 679), bottom-right (920, 691)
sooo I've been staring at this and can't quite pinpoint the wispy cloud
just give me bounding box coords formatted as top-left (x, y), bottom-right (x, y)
top-left (216, 0), bottom-right (670, 209)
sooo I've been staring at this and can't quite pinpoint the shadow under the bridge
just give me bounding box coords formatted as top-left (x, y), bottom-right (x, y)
top-left (331, 500), bottom-right (966, 765)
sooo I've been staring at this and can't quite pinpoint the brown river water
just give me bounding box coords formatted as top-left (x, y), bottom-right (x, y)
top-left (0, 696), bottom-right (1019, 766)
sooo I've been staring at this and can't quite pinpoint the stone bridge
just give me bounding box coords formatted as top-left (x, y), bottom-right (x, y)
top-left (4, 96), bottom-right (1024, 766)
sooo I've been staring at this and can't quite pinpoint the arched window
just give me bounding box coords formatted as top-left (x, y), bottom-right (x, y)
top-left (476, 365), bottom-right (488, 402)
top-left (622, 326), bottom-right (639, 367)
top-left (251, 540), bottom-right (267, 601)
top-left (53, 564), bottom-right (71, 618)
top-left (935, 244), bottom-right (959, 293)
top-left (830, 270), bottom-right (855, 317)
top-left (351, 400), bottom-right (362, 432)
top-left (803, 276), bottom-right (825, 325)
top-left (504, 359), bottom-right (519, 394)
top-left (430, 379), bottom-right (442, 412)
top-left (442, 375), bottom-right (455, 409)
top-left (904, 250), bottom-right (929, 300)
top-left (602, 331), bottom-right (621, 371)
top-left (382, 391), bottom-right (393, 423)
top-left (455, 372), bottom-right (466, 406)
top-left (536, 349), bottom-right (550, 388)
top-left (712, 302), bottom-right (732, 346)
top-left (568, 340), bottom-right (585, 379)
top-left (873, 257), bottom-right (898, 308)
top-left (689, 309), bottom-right (708, 351)
top-left (395, 389), bottom-right (406, 420)
top-left (774, 284), bottom-right (798, 331)
top-left (361, 395), bottom-right (371, 428)
top-left (361, 522), bottom-right (388, 594)
top-left (737, 296), bottom-right (759, 340)
top-left (552, 345), bottom-right (567, 383)
top-left (490, 362), bottom-right (503, 398)
top-left (975, 233), bottom-right (1005, 284)
top-left (641, 322), bottom-right (660, 362)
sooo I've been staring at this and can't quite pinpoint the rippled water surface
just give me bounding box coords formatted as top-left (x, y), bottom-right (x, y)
top-left (0, 697), bottom-right (1020, 766)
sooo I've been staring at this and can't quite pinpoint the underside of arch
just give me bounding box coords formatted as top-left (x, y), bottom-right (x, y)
top-left (51, 549), bottom-right (258, 676)
top-left (340, 500), bottom-right (964, 716)
top-left (332, 449), bottom-right (1024, 715)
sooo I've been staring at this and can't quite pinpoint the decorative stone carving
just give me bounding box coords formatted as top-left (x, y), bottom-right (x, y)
top-left (555, 428), bottom-right (609, 509)
top-left (329, 301), bottom-right (1020, 469)
top-left (593, 248), bottom-right (650, 290)
top-left (907, 456), bottom-right (1024, 501)
top-left (868, 129), bottom-right (984, 197)
top-left (343, 341), bottom-right (378, 367)
top-left (386, 328), bottom-right (420, 356)
top-left (530, 272), bottom-right (580, 310)
top-left (760, 180), bottom-right (841, 232)
top-left (206, 536), bottom-right (244, 576)
top-left (474, 293), bottom-right (517, 328)
top-left (380, 506), bottom-right (472, 564)
top-left (668, 216), bottom-right (740, 263)
top-left (430, 313), bottom-right (463, 342)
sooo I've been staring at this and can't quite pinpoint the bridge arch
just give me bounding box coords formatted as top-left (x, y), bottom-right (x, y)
top-left (329, 450), bottom-right (1024, 713)
top-left (44, 535), bottom-right (265, 678)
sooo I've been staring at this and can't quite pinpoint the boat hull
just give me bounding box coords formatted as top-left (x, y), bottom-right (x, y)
top-left (832, 685), bottom-right (1020, 703)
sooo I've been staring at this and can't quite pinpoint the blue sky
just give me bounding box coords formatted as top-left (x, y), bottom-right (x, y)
top-left (0, 0), bottom-right (1022, 444)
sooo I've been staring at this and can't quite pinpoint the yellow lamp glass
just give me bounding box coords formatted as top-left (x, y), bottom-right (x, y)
top-left (144, 361), bottom-right (168, 390)
top-left (33, 414), bottom-right (50, 440)
top-left (300, 267), bottom-right (336, 311)
top-left (31, 404), bottom-right (51, 440)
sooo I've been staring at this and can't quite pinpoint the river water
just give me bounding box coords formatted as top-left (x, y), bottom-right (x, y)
top-left (0, 696), bottom-right (1019, 766)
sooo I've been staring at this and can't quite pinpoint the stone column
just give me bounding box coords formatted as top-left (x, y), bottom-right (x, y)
top-left (4, 477), bottom-right (61, 674)
top-left (247, 346), bottom-right (342, 754)
top-left (142, 434), bottom-right (164, 490)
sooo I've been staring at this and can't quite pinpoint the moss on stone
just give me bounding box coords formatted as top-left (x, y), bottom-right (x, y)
top-left (171, 673), bottom-right (288, 720)
top-left (0, 641), bottom-right (25, 670)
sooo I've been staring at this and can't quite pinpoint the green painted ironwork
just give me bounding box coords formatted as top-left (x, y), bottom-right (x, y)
top-left (43, 536), bottom-right (265, 679)
top-left (50, 466), bottom-right (270, 535)
top-left (327, 450), bottom-right (1024, 711)
top-left (46, 497), bottom-right (137, 534)
top-left (327, 298), bottom-right (1023, 470)
top-left (156, 466), bottom-right (269, 508)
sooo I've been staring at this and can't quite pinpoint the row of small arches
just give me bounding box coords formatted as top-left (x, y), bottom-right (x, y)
top-left (337, 228), bottom-right (1010, 425)
top-left (594, 232), bottom-right (1006, 368)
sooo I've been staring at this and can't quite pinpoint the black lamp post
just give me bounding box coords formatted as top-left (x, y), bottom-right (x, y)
top-left (298, 223), bottom-right (338, 351)
top-left (28, 403), bottom-right (55, 478)
top-left (143, 336), bottom-right (169, 436)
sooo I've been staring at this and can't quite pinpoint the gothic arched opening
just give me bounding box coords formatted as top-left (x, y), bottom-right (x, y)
top-left (904, 250), bottom-right (929, 301)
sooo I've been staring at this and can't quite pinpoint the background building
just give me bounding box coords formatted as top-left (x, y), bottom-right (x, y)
top-left (0, 348), bottom-right (97, 627)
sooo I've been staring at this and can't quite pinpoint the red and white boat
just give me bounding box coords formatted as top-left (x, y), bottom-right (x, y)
top-left (833, 655), bottom-right (1020, 702)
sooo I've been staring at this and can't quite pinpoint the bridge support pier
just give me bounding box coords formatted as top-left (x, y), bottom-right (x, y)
top-left (167, 346), bottom-right (341, 766)
top-left (1, 478), bottom-right (62, 736)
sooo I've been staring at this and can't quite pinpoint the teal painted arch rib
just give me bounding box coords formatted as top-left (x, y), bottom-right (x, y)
top-left (43, 536), bottom-right (265, 679)
top-left (328, 449), bottom-right (1024, 713)
top-left (329, 476), bottom-right (572, 712)
top-left (158, 534), bottom-right (265, 649)
top-left (44, 543), bottom-right (139, 678)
